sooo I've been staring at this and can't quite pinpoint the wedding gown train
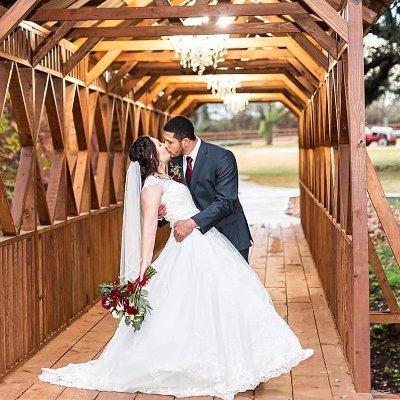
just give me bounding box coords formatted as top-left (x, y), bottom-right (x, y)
top-left (38, 175), bottom-right (314, 400)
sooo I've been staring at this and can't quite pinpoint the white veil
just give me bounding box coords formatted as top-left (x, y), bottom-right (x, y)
top-left (119, 160), bottom-right (142, 282)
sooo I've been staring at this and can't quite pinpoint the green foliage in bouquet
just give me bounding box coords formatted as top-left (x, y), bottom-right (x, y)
top-left (99, 266), bottom-right (157, 331)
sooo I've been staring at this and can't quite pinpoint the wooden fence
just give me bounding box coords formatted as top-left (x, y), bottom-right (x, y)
top-left (197, 128), bottom-right (298, 142)
top-left (0, 29), bottom-right (170, 380)
top-left (298, 5), bottom-right (400, 393)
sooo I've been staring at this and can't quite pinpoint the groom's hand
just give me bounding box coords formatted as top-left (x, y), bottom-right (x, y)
top-left (158, 203), bottom-right (167, 220)
top-left (174, 218), bottom-right (198, 242)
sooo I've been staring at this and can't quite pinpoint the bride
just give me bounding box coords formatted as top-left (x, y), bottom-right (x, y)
top-left (38, 135), bottom-right (314, 400)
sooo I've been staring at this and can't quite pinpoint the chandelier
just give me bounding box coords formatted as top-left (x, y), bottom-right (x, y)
top-left (169, 34), bottom-right (229, 75)
top-left (223, 93), bottom-right (250, 114)
top-left (205, 75), bottom-right (242, 99)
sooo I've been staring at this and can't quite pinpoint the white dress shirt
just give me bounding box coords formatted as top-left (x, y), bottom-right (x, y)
top-left (183, 136), bottom-right (201, 180)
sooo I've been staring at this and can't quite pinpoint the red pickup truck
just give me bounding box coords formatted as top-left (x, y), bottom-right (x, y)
top-left (365, 126), bottom-right (397, 146)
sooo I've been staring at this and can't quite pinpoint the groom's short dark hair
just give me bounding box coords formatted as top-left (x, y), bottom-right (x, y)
top-left (164, 116), bottom-right (196, 141)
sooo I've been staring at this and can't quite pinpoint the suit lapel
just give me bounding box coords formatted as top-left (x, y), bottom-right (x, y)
top-left (189, 141), bottom-right (208, 193)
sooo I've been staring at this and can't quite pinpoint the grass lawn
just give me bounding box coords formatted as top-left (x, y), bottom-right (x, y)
top-left (228, 140), bottom-right (400, 193)
top-left (229, 140), bottom-right (300, 188)
top-left (367, 144), bottom-right (400, 193)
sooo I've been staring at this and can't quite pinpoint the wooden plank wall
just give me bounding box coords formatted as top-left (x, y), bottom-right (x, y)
top-left (299, 5), bottom-right (400, 392)
top-left (298, 5), bottom-right (370, 392)
top-left (0, 30), bottom-right (169, 380)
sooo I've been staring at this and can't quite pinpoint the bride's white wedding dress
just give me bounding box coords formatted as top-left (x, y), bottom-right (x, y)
top-left (38, 175), bottom-right (314, 400)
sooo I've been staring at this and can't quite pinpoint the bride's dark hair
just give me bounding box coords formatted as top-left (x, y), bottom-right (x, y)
top-left (128, 136), bottom-right (159, 184)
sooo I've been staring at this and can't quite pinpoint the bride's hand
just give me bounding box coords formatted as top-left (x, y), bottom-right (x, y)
top-left (138, 263), bottom-right (149, 282)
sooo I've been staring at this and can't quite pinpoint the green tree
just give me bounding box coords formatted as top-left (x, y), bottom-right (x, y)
top-left (364, 1), bottom-right (400, 105)
top-left (0, 108), bottom-right (20, 200)
top-left (257, 103), bottom-right (288, 145)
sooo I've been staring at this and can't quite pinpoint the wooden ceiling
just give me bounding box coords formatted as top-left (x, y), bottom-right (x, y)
top-left (0, 0), bottom-right (394, 116)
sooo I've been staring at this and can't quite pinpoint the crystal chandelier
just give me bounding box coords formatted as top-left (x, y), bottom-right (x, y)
top-left (223, 93), bottom-right (250, 114)
top-left (169, 34), bottom-right (229, 75)
top-left (205, 75), bottom-right (242, 99)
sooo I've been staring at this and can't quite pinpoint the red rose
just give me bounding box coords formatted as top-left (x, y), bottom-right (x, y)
top-left (124, 303), bottom-right (138, 314)
top-left (110, 289), bottom-right (120, 299)
top-left (136, 276), bottom-right (148, 287)
top-left (101, 296), bottom-right (111, 310)
top-left (125, 281), bottom-right (137, 293)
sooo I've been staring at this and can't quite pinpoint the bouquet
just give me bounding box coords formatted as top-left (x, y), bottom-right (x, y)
top-left (99, 266), bottom-right (157, 331)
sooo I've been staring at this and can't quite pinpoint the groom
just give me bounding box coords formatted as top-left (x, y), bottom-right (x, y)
top-left (159, 116), bottom-right (253, 262)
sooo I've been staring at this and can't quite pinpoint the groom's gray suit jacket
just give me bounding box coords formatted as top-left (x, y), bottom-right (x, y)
top-left (163, 140), bottom-right (253, 252)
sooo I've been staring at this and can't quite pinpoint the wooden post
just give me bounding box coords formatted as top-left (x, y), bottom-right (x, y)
top-left (346, 0), bottom-right (370, 392)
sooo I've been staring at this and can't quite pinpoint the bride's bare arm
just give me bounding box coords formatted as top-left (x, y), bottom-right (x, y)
top-left (139, 184), bottom-right (163, 279)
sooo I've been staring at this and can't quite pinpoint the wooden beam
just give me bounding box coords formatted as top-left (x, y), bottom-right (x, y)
top-left (366, 154), bottom-right (400, 269)
top-left (0, 172), bottom-right (16, 236)
top-left (292, 14), bottom-right (338, 59)
top-left (70, 22), bottom-right (300, 38)
top-left (149, 67), bottom-right (302, 78)
top-left (313, 0), bottom-right (378, 27)
top-left (290, 32), bottom-right (329, 71)
top-left (31, 3), bottom-right (308, 22)
top-left (0, 0), bottom-right (41, 43)
top-left (63, 37), bottom-right (102, 76)
top-left (173, 87), bottom-right (304, 107)
top-left (11, 147), bottom-right (34, 233)
top-left (301, 0), bottom-right (348, 42)
top-left (154, 86), bottom-right (175, 109)
top-left (362, 6), bottom-right (377, 26)
top-left (368, 235), bottom-right (400, 313)
top-left (86, 50), bottom-right (121, 86)
top-left (148, 0), bottom-right (183, 25)
top-left (172, 92), bottom-right (301, 113)
top-left (346, 1), bottom-right (370, 392)
top-left (170, 80), bottom-right (304, 106)
top-left (155, 74), bottom-right (309, 104)
top-left (107, 61), bottom-right (137, 92)
top-left (287, 56), bottom-right (319, 88)
top-left (32, 21), bottom-right (75, 67)
top-left (173, 86), bottom-right (286, 95)
top-left (134, 76), bottom-right (159, 101)
top-left (170, 95), bottom-right (190, 114)
top-left (0, 61), bottom-right (12, 116)
top-left (134, 59), bottom-right (298, 71)
top-left (165, 94), bottom-right (183, 112)
top-left (122, 68), bottom-right (149, 96)
top-left (370, 312), bottom-right (400, 324)
top-left (116, 48), bottom-right (292, 62)
top-left (146, 82), bottom-right (168, 104)
top-left (92, 36), bottom-right (291, 52)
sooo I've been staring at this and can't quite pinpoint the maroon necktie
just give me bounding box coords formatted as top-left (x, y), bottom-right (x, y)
top-left (185, 156), bottom-right (193, 186)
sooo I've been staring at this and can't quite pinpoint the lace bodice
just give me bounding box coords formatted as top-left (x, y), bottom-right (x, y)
top-left (142, 175), bottom-right (200, 224)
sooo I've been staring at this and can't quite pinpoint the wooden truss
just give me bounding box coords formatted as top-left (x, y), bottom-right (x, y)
top-left (0, 0), bottom-right (396, 395)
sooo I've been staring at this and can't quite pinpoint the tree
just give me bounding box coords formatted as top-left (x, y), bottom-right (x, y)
top-left (364, 1), bottom-right (400, 105)
top-left (257, 103), bottom-right (288, 145)
top-left (0, 102), bottom-right (20, 200)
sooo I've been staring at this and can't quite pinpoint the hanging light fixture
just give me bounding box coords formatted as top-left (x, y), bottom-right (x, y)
top-left (169, 34), bottom-right (229, 75)
top-left (205, 75), bottom-right (242, 99)
top-left (223, 93), bottom-right (250, 114)
top-left (168, 16), bottom-right (230, 75)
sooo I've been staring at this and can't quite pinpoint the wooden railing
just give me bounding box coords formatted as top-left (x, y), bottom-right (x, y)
top-left (299, 9), bottom-right (400, 391)
top-left (299, 9), bottom-right (370, 390)
top-left (0, 29), bottom-right (169, 380)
